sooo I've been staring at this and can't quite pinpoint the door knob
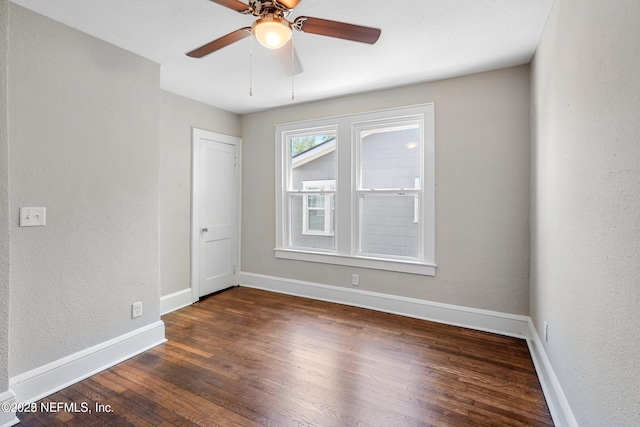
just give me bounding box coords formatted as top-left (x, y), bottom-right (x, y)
top-left (202, 228), bottom-right (208, 233)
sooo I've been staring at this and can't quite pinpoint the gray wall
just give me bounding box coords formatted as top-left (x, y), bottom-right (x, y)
top-left (160, 91), bottom-right (241, 297)
top-left (0, 0), bottom-right (9, 394)
top-left (531, 0), bottom-right (640, 425)
top-left (8, 4), bottom-right (161, 376)
top-left (242, 65), bottom-right (531, 315)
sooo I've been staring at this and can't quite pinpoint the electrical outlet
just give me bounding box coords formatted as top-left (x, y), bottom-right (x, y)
top-left (352, 274), bottom-right (359, 286)
top-left (132, 301), bottom-right (142, 318)
top-left (544, 321), bottom-right (549, 342)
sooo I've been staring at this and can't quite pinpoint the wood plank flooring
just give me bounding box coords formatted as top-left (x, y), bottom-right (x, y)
top-left (18, 286), bottom-right (553, 426)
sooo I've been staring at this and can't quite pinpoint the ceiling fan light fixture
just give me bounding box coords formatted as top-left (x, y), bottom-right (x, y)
top-left (253, 15), bottom-right (292, 49)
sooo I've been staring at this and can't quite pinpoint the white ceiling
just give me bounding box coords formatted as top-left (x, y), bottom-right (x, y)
top-left (11, 0), bottom-right (555, 114)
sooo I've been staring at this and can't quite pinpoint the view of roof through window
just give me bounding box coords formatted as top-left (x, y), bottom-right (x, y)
top-left (291, 134), bottom-right (336, 157)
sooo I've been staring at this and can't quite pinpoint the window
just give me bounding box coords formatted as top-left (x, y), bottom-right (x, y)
top-left (276, 104), bottom-right (435, 275)
top-left (302, 180), bottom-right (335, 236)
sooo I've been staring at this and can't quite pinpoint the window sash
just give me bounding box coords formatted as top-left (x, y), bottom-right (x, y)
top-left (285, 127), bottom-right (337, 192)
top-left (356, 190), bottom-right (422, 261)
top-left (286, 190), bottom-right (336, 250)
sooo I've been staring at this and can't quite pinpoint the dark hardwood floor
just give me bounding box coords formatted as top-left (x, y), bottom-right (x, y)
top-left (18, 286), bottom-right (553, 426)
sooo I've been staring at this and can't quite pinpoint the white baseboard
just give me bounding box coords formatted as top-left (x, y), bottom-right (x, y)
top-left (0, 390), bottom-right (19, 427)
top-left (160, 288), bottom-right (193, 315)
top-left (10, 321), bottom-right (166, 405)
top-left (527, 320), bottom-right (578, 427)
top-left (239, 272), bottom-right (531, 339)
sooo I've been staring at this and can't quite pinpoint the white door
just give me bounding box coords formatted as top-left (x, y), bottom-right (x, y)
top-left (191, 129), bottom-right (240, 299)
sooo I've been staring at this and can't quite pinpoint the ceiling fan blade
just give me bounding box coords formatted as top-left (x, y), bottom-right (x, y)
top-left (294, 16), bottom-right (381, 44)
top-left (186, 28), bottom-right (252, 58)
top-left (207, 0), bottom-right (251, 13)
top-left (276, 0), bottom-right (301, 9)
top-left (277, 40), bottom-right (303, 76)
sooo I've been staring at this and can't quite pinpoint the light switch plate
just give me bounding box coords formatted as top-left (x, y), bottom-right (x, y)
top-left (19, 207), bottom-right (46, 227)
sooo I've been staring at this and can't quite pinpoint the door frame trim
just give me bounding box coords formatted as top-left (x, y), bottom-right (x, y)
top-left (191, 128), bottom-right (242, 303)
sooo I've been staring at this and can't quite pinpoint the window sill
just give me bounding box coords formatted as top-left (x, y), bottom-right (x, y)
top-left (274, 248), bottom-right (436, 276)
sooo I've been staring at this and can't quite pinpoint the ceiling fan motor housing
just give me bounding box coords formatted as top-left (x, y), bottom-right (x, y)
top-left (249, 0), bottom-right (292, 17)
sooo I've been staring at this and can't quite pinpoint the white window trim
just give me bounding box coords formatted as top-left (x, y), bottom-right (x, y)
top-left (275, 103), bottom-right (436, 276)
top-left (274, 248), bottom-right (436, 276)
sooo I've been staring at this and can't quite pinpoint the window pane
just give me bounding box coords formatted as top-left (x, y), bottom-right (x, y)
top-left (359, 125), bottom-right (420, 190)
top-left (307, 195), bottom-right (324, 208)
top-left (307, 209), bottom-right (325, 231)
top-left (290, 134), bottom-right (336, 190)
top-left (359, 193), bottom-right (420, 258)
top-left (291, 134), bottom-right (336, 156)
top-left (289, 193), bottom-right (334, 250)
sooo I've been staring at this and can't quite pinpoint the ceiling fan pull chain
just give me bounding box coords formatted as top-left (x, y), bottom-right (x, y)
top-left (249, 36), bottom-right (254, 96)
top-left (291, 37), bottom-right (295, 100)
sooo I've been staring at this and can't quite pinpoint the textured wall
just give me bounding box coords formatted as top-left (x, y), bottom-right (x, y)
top-left (241, 65), bottom-right (531, 315)
top-left (531, 0), bottom-right (640, 425)
top-left (0, 0), bottom-right (9, 394)
top-left (8, 4), bottom-right (161, 376)
top-left (160, 91), bottom-right (240, 297)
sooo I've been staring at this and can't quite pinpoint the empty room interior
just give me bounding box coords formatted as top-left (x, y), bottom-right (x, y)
top-left (1, 0), bottom-right (639, 426)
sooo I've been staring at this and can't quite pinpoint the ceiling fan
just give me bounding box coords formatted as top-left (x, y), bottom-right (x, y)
top-left (186, 0), bottom-right (382, 58)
